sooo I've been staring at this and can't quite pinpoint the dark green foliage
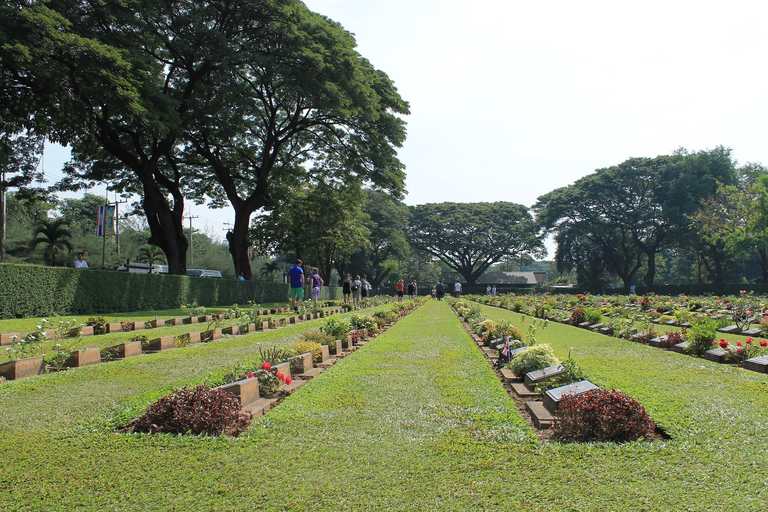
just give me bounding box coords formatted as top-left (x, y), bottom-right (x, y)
top-left (0, 263), bottom-right (288, 318)
top-left (553, 389), bottom-right (656, 443)
top-left (129, 385), bottom-right (251, 436)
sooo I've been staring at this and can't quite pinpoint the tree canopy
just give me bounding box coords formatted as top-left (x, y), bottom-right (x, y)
top-left (406, 202), bottom-right (545, 289)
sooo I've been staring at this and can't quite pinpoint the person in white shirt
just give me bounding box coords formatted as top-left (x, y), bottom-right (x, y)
top-left (454, 280), bottom-right (462, 298)
top-left (74, 252), bottom-right (89, 269)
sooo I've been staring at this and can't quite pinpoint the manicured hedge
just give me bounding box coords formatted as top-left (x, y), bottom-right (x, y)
top-left (0, 264), bottom-right (295, 318)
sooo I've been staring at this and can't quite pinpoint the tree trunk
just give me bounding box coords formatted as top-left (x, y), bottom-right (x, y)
top-left (227, 209), bottom-right (253, 280)
top-left (643, 251), bottom-right (656, 291)
top-left (143, 189), bottom-right (188, 275)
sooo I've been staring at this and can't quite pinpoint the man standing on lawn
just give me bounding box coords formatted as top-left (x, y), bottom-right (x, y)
top-left (288, 259), bottom-right (305, 312)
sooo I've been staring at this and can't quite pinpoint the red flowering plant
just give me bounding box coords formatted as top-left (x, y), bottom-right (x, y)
top-left (709, 338), bottom-right (768, 365)
top-left (733, 337), bottom-right (768, 363)
top-left (660, 329), bottom-right (685, 349)
top-left (480, 319), bottom-right (522, 346)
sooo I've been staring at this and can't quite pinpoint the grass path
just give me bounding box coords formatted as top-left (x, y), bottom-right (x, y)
top-left (1, 300), bottom-right (767, 510)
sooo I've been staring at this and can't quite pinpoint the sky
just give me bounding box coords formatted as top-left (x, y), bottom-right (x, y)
top-left (42, 0), bottom-right (768, 252)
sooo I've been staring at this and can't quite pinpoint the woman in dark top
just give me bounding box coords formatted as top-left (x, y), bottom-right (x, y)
top-left (342, 274), bottom-right (352, 304)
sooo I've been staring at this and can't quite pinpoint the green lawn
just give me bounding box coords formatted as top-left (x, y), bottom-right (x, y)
top-left (0, 300), bottom-right (766, 510)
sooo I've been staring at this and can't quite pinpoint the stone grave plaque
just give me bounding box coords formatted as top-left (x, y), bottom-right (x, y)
top-left (742, 328), bottom-right (764, 337)
top-left (587, 323), bottom-right (603, 331)
top-left (648, 336), bottom-right (666, 348)
top-left (703, 347), bottom-right (729, 363)
top-left (672, 341), bottom-right (690, 354)
top-left (577, 322), bottom-right (590, 328)
top-left (744, 355), bottom-right (768, 374)
top-left (543, 380), bottom-right (599, 413)
top-left (524, 364), bottom-right (565, 387)
top-left (507, 346), bottom-right (529, 360)
top-left (488, 338), bottom-right (503, 349)
top-left (599, 326), bottom-right (614, 336)
top-left (717, 325), bottom-right (741, 335)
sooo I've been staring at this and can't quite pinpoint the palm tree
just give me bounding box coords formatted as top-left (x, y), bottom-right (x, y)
top-left (31, 217), bottom-right (73, 266)
top-left (261, 260), bottom-right (281, 282)
top-left (138, 244), bottom-right (167, 272)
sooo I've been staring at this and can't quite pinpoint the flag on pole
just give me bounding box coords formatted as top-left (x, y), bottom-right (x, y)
top-left (97, 205), bottom-right (116, 236)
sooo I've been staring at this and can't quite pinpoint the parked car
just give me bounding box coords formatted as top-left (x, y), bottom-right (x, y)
top-left (186, 269), bottom-right (223, 278)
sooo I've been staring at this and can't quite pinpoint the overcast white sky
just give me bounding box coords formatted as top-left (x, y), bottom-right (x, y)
top-left (44, 0), bottom-right (768, 249)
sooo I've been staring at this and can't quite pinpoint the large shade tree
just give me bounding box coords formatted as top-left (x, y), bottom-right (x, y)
top-left (535, 148), bottom-right (736, 290)
top-left (184, 8), bottom-right (408, 279)
top-left (406, 202), bottom-right (545, 290)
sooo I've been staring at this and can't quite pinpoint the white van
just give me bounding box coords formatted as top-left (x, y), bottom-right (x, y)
top-left (186, 269), bottom-right (223, 278)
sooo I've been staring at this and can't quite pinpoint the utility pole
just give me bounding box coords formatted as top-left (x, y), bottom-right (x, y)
top-left (184, 212), bottom-right (198, 267)
top-left (113, 194), bottom-right (127, 255)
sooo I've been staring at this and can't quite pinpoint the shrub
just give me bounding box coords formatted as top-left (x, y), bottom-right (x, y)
top-left (584, 308), bottom-right (603, 325)
top-left (257, 371), bottom-right (280, 396)
top-left (534, 303), bottom-right (551, 319)
top-left (661, 330), bottom-right (684, 348)
top-left (508, 344), bottom-right (559, 378)
top-left (129, 385), bottom-right (252, 436)
top-left (569, 308), bottom-right (586, 325)
top-left (350, 314), bottom-right (378, 333)
top-left (553, 389), bottom-right (656, 443)
top-left (86, 316), bottom-right (107, 335)
top-left (299, 329), bottom-right (334, 346)
top-left (321, 316), bottom-right (351, 339)
top-left (685, 319), bottom-right (718, 356)
top-left (294, 340), bottom-right (323, 363)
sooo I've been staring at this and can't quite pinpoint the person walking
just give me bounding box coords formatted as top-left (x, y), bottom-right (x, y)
top-left (342, 274), bottom-right (352, 304)
top-left (454, 280), bottom-right (462, 298)
top-left (491, 285), bottom-right (497, 296)
top-left (360, 275), bottom-right (369, 300)
top-left (396, 279), bottom-right (405, 301)
top-left (309, 267), bottom-right (323, 307)
top-left (288, 259), bottom-right (305, 312)
top-left (352, 275), bottom-right (362, 304)
top-left (435, 280), bottom-right (444, 301)
top-left (406, 280), bottom-right (415, 299)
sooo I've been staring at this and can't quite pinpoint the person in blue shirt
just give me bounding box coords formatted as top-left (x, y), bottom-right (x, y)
top-left (288, 259), bottom-right (305, 312)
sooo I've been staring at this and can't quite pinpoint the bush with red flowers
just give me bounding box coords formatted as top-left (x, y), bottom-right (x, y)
top-left (553, 389), bottom-right (656, 443)
top-left (569, 308), bottom-right (586, 326)
top-left (129, 385), bottom-right (252, 436)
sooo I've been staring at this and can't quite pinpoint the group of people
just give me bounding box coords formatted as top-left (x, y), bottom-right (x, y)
top-left (485, 285), bottom-right (497, 296)
top-left (341, 274), bottom-right (371, 304)
top-left (430, 279), bottom-right (463, 300)
top-left (394, 279), bottom-right (418, 300)
top-left (287, 259), bottom-right (324, 312)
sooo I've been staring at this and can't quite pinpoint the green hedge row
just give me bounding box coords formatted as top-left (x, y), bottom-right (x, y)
top-left (0, 264), bottom-right (305, 319)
